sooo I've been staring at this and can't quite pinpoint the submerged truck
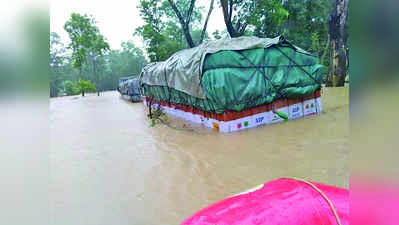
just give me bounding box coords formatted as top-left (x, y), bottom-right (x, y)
top-left (140, 36), bottom-right (325, 132)
top-left (117, 76), bottom-right (141, 102)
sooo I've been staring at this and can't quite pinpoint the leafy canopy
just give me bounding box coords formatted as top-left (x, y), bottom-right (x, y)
top-left (77, 77), bottom-right (97, 93)
top-left (50, 31), bottom-right (148, 97)
top-left (135, 0), bottom-right (208, 62)
top-left (62, 78), bottom-right (96, 96)
top-left (64, 13), bottom-right (110, 69)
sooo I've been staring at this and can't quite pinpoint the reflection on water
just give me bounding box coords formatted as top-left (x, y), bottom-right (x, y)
top-left (50, 87), bottom-right (348, 225)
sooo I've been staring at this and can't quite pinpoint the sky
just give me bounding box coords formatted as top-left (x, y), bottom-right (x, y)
top-left (50, 0), bottom-right (225, 50)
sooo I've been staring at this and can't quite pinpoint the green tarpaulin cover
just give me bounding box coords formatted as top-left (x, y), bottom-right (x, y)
top-left (140, 36), bottom-right (324, 113)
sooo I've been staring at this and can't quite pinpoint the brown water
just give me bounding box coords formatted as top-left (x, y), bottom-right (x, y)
top-left (50, 87), bottom-right (349, 225)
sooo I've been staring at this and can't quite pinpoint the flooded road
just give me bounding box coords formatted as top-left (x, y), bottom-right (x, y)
top-left (50, 87), bottom-right (348, 225)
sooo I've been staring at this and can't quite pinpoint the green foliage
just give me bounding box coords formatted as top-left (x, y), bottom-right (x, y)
top-left (63, 13), bottom-right (111, 97)
top-left (64, 13), bottom-right (110, 71)
top-left (135, 0), bottom-right (331, 67)
top-left (103, 41), bottom-right (148, 89)
top-left (135, 0), bottom-right (166, 61)
top-left (135, 0), bottom-right (208, 62)
top-left (216, 0), bottom-right (331, 69)
top-left (49, 13), bottom-right (148, 98)
top-left (281, 0), bottom-right (330, 50)
top-left (63, 80), bottom-right (80, 95)
top-left (77, 77), bottom-right (97, 94)
top-left (50, 30), bottom-right (148, 97)
top-left (148, 105), bottom-right (168, 127)
top-left (235, 0), bottom-right (331, 70)
top-left (311, 32), bottom-right (320, 52)
top-left (50, 32), bottom-right (68, 97)
top-left (160, 0), bottom-right (204, 29)
top-left (50, 32), bottom-right (65, 67)
top-left (62, 78), bottom-right (96, 96)
top-left (247, 0), bottom-right (290, 36)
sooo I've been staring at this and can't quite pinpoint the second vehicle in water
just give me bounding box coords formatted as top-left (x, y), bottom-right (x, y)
top-left (117, 76), bottom-right (141, 102)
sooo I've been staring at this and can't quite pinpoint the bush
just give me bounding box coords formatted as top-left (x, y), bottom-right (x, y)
top-left (63, 78), bottom-right (97, 96)
top-left (63, 80), bottom-right (80, 95)
top-left (77, 78), bottom-right (97, 94)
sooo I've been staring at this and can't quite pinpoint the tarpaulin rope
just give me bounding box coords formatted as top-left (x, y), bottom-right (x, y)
top-left (236, 178), bottom-right (343, 225)
top-left (202, 64), bottom-right (317, 72)
top-left (234, 50), bottom-right (276, 107)
top-left (288, 177), bottom-right (343, 225)
top-left (275, 47), bottom-right (317, 83)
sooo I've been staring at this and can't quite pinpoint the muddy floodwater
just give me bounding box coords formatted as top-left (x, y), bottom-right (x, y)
top-left (50, 87), bottom-right (348, 225)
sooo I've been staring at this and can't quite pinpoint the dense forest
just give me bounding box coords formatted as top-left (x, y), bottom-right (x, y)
top-left (50, 30), bottom-right (147, 97)
top-left (50, 0), bottom-right (348, 97)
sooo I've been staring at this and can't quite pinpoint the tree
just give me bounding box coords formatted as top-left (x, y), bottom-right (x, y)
top-left (136, 0), bottom-right (214, 62)
top-left (50, 32), bottom-right (65, 67)
top-left (63, 80), bottom-right (80, 96)
top-left (166, 0), bottom-right (215, 47)
top-left (50, 38), bottom-right (148, 97)
top-left (50, 14), bottom-right (149, 98)
top-left (166, 0), bottom-right (197, 47)
top-left (327, 0), bottom-right (349, 86)
top-left (220, 0), bottom-right (248, 38)
top-left (277, 0), bottom-right (331, 73)
top-left (250, 0), bottom-right (289, 37)
top-left (120, 40), bottom-right (148, 75)
top-left (136, 0), bottom-right (167, 62)
top-left (76, 78), bottom-right (97, 96)
top-left (64, 13), bottom-right (110, 95)
top-left (220, 0), bottom-right (288, 38)
top-left (50, 32), bottom-right (67, 97)
top-left (200, 0), bottom-right (215, 44)
top-left (61, 78), bottom-right (96, 97)
top-left (241, 0), bottom-right (333, 77)
top-left (99, 41), bottom-right (148, 91)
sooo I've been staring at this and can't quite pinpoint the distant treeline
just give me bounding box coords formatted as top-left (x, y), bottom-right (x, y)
top-left (50, 31), bottom-right (147, 97)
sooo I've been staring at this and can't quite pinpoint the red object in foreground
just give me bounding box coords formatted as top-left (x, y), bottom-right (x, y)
top-left (181, 178), bottom-right (348, 225)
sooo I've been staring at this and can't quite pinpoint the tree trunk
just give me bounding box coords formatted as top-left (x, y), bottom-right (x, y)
top-left (221, 0), bottom-right (236, 37)
top-left (220, 0), bottom-right (247, 38)
top-left (326, 40), bottom-right (335, 87)
top-left (168, 0), bottom-right (196, 48)
top-left (320, 35), bottom-right (330, 68)
top-left (183, 24), bottom-right (195, 48)
top-left (335, 49), bottom-right (347, 86)
top-left (78, 66), bottom-right (86, 96)
top-left (328, 0), bottom-right (349, 87)
top-left (199, 0), bottom-right (215, 44)
top-left (92, 54), bottom-right (101, 96)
